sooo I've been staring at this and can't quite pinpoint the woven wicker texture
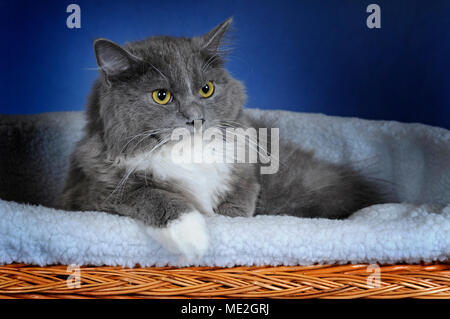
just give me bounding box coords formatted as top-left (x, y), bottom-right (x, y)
top-left (0, 263), bottom-right (449, 299)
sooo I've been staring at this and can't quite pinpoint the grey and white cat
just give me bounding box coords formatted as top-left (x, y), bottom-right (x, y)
top-left (62, 18), bottom-right (382, 260)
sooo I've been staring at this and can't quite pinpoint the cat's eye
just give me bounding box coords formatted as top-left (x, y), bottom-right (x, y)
top-left (199, 81), bottom-right (214, 98)
top-left (152, 89), bottom-right (172, 105)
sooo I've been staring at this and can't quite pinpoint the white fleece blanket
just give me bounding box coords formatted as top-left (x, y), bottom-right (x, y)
top-left (0, 109), bottom-right (449, 267)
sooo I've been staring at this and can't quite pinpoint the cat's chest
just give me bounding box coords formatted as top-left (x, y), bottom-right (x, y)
top-left (122, 144), bottom-right (232, 215)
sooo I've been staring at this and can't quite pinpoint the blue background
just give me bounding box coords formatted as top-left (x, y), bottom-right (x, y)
top-left (1, 0), bottom-right (449, 129)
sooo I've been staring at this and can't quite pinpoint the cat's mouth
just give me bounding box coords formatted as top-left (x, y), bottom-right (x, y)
top-left (182, 118), bottom-right (212, 134)
top-left (130, 119), bottom-right (239, 153)
top-left (186, 119), bottom-right (206, 126)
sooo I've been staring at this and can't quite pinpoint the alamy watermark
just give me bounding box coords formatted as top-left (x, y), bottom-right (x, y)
top-left (66, 264), bottom-right (81, 288)
top-left (366, 4), bottom-right (381, 29)
top-left (66, 4), bottom-right (81, 29)
top-left (169, 121), bottom-right (280, 175)
top-left (366, 264), bottom-right (381, 288)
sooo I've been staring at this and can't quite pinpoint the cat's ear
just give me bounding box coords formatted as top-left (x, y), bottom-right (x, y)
top-left (94, 38), bottom-right (141, 78)
top-left (201, 17), bottom-right (233, 53)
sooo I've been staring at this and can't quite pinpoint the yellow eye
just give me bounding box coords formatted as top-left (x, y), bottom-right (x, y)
top-left (199, 81), bottom-right (214, 98)
top-left (152, 89), bottom-right (172, 105)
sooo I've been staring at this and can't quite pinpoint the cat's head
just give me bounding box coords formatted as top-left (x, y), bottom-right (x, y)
top-left (90, 17), bottom-right (246, 156)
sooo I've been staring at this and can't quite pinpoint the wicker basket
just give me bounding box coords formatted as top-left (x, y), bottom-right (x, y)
top-left (0, 262), bottom-right (448, 299)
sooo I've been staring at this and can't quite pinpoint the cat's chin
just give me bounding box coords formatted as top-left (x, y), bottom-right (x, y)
top-left (147, 210), bottom-right (209, 262)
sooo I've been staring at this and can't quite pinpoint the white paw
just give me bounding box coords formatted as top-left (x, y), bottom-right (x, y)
top-left (149, 210), bottom-right (209, 262)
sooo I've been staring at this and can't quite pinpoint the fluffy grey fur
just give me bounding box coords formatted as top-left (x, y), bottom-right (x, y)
top-left (62, 17), bottom-right (382, 232)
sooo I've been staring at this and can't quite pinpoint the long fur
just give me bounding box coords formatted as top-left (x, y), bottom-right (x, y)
top-left (62, 18), bottom-right (383, 258)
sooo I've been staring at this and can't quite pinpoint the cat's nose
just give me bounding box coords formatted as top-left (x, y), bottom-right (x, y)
top-left (180, 104), bottom-right (205, 125)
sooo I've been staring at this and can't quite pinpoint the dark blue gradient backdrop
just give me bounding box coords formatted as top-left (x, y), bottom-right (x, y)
top-left (1, 0), bottom-right (449, 128)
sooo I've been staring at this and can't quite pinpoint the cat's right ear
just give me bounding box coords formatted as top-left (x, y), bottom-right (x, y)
top-left (94, 38), bottom-right (141, 80)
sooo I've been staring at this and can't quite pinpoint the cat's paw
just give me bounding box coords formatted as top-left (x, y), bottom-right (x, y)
top-left (150, 210), bottom-right (209, 262)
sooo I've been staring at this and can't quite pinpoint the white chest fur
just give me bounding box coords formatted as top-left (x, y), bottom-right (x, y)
top-left (121, 139), bottom-right (232, 215)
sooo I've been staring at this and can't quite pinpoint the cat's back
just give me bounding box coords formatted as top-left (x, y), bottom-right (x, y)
top-left (256, 142), bottom-right (383, 218)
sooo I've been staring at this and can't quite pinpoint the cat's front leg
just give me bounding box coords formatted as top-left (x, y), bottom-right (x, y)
top-left (149, 209), bottom-right (209, 262)
top-left (214, 181), bottom-right (260, 217)
top-left (106, 188), bottom-right (209, 261)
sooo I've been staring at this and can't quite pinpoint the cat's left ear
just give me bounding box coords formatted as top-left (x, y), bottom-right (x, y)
top-left (201, 17), bottom-right (233, 53)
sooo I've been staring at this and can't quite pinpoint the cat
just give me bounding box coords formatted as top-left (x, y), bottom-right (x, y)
top-left (62, 17), bottom-right (382, 261)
